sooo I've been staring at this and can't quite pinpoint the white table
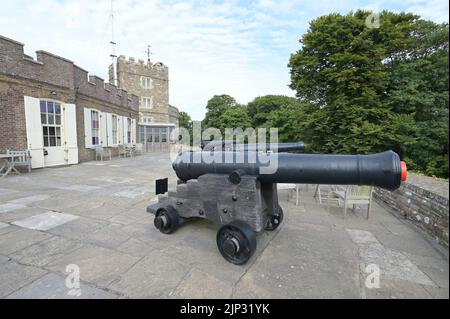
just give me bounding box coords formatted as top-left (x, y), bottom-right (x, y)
top-left (0, 154), bottom-right (21, 178)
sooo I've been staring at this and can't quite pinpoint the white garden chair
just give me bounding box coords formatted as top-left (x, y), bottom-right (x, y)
top-left (330, 185), bottom-right (374, 219)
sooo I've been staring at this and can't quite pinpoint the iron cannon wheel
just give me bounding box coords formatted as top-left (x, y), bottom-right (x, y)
top-left (264, 206), bottom-right (284, 231)
top-left (216, 221), bottom-right (257, 265)
top-left (154, 206), bottom-right (179, 234)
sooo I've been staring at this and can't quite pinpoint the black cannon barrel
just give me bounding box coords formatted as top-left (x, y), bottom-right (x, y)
top-left (172, 150), bottom-right (407, 191)
top-left (202, 140), bottom-right (305, 152)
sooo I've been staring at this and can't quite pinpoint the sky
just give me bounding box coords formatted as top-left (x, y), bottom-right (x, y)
top-left (1, 0), bottom-right (448, 120)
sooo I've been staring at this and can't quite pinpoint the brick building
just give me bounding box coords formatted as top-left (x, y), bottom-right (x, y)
top-left (0, 35), bottom-right (139, 168)
top-left (109, 56), bottom-right (179, 150)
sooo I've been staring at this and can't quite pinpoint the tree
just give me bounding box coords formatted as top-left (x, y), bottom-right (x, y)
top-left (288, 10), bottom-right (449, 177)
top-left (178, 111), bottom-right (192, 130)
top-left (385, 21), bottom-right (449, 177)
top-left (247, 95), bottom-right (304, 128)
top-left (216, 106), bottom-right (252, 134)
top-left (264, 102), bottom-right (307, 143)
top-left (178, 111), bottom-right (193, 145)
top-left (202, 95), bottom-right (239, 129)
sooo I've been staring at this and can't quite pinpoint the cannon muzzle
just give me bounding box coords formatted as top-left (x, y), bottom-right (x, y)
top-left (173, 150), bottom-right (407, 191)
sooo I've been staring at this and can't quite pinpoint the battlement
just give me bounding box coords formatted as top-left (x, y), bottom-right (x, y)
top-left (117, 54), bottom-right (168, 72)
top-left (0, 34), bottom-right (138, 111)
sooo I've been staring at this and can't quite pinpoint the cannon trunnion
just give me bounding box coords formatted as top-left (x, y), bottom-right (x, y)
top-left (147, 150), bottom-right (407, 265)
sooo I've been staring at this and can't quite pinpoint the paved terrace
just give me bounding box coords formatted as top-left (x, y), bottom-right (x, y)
top-left (0, 153), bottom-right (448, 299)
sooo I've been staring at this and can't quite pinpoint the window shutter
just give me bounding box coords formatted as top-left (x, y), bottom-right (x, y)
top-left (107, 113), bottom-right (114, 146)
top-left (84, 108), bottom-right (92, 148)
top-left (100, 112), bottom-right (107, 146)
top-left (24, 96), bottom-right (45, 168)
top-left (131, 118), bottom-right (136, 144)
top-left (117, 116), bottom-right (122, 144)
top-left (63, 103), bottom-right (79, 164)
top-left (121, 116), bottom-right (127, 145)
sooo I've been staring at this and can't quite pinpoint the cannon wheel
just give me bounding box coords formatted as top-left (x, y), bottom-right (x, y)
top-left (264, 205), bottom-right (284, 231)
top-left (216, 221), bottom-right (257, 265)
top-left (154, 206), bottom-right (179, 234)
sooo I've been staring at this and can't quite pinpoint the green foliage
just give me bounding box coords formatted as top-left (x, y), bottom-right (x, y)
top-left (385, 20), bottom-right (449, 178)
top-left (288, 10), bottom-right (449, 178)
top-left (247, 95), bottom-right (304, 128)
top-left (250, 96), bottom-right (308, 142)
top-left (202, 95), bottom-right (239, 129)
top-left (178, 111), bottom-right (193, 145)
top-left (178, 111), bottom-right (192, 130)
top-left (216, 106), bottom-right (252, 133)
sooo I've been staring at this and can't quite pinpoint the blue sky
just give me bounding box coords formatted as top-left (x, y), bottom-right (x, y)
top-left (1, 0), bottom-right (448, 120)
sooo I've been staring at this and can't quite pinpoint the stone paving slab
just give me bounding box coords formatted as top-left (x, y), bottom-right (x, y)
top-left (116, 238), bottom-right (155, 258)
top-left (8, 194), bottom-right (49, 205)
top-left (0, 260), bottom-right (47, 298)
top-left (45, 244), bottom-right (140, 288)
top-left (0, 223), bottom-right (21, 235)
top-left (363, 277), bottom-right (433, 299)
top-left (423, 286), bottom-right (449, 299)
top-left (34, 197), bottom-right (82, 212)
top-left (6, 273), bottom-right (116, 299)
top-left (0, 202), bottom-right (26, 213)
top-left (12, 212), bottom-right (79, 231)
top-left (0, 206), bottom-right (50, 224)
top-left (108, 251), bottom-right (189, 298)
top-left (0, 228), bottom-right (53, 255)
top-left (0, 187), bottom-right (18, 196)
top-left (9, 236), bottom-right (84, 267)
top-left (80, 224), bottom-right (131, 249)
top-left (173, 268), bottom-right (233, 299)
top-left (75, 203), bottom-right (127, 220)
top-left (47, 216), bottom-right (109, 240)
top-left (0, 255), bottom-right (10, 264)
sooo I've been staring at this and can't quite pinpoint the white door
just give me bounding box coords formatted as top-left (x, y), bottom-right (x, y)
top-left (24, 96), bottom-right (44, 168)
top-left (63, 103), bottom-right (79, 165)
top-left (40, 100), bottom-right (65, 167)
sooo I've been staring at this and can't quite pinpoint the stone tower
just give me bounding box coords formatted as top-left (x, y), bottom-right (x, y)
top-left (109, 55), bottom-right (173, 123)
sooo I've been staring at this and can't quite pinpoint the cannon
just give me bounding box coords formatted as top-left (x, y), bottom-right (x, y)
top-left (202, 140), bottom-right (306, 152)
top-left (147, 150), bottom-right (407, 265)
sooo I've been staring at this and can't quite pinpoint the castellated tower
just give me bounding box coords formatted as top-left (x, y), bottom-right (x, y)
top-left (109, 56), bottom-right (171, 124)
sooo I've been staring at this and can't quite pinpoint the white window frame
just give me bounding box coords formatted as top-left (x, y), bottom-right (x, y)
top-left (91, 110), bottom-right (100, 146)
top-left (140, 76), bottom-right (153, 89)
top-left (142, 117), bottom-right (154, 123)
top-left (141, 97), bottom-right (153, 109)
top-left (127, 118), bottom-right (132, 144)
top-left (40, 100), bottom-right (62, 148)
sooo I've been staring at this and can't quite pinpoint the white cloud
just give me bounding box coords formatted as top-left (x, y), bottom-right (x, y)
top-left (0, 0), bottom-right (448, 120)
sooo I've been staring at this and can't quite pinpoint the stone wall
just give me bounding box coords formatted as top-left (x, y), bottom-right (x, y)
top-left (169, 104), bottom-right (179, 125)
top-left (0, 34), bottom-right (139, 161)
top-left (374, 173), bottom-right (449, 247)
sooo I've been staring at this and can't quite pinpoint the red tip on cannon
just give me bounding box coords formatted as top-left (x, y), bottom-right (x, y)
top-left (401, 161), bottom-right (407, 181)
